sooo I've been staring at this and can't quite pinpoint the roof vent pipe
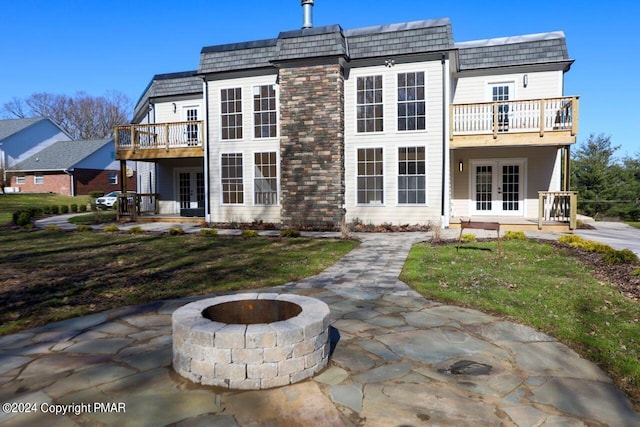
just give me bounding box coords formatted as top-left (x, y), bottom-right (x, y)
top-left (301, 0), bottom-right (314, 29)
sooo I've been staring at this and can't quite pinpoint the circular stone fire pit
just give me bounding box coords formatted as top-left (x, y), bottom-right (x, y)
top-left (172, 293), bottom-right (331, 390)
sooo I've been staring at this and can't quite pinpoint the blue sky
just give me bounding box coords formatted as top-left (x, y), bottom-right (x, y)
top-left (1, 0), bottom-right (638, 156)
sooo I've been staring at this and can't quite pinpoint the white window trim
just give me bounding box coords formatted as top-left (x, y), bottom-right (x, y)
top-left (396, 71), bottom-right (428, 133)
top-left (219, 87), bottom-right (244, 142)
top-left (397, 145), bottom-right (428, 206)
top-left (468, 157), bottom-right (528, 217)
top-left (220, 152), bottom-right (245, 206)
top-left (485, 81), bottom-right (516, 102)
top-left (251, 84), bottom-right (279, 140)
top-left (108, 172), bottom-right (118, 185)
top-left (34, 174), bottom-right (44, 185)
top-left (355, 74), bottom-right (385, 135)
top-left (16, 176), bottom-right (26, 185)
top-left (355, 146), bottom-right (385, 206)
top-left (252, 150), bottom-right (279, 206)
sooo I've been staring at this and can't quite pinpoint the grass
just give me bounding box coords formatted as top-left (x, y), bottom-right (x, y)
top-left (0, 193), bottom-right (91, 224)
top-left (68, 212), bottom-right (117, 224)
top-left (627, 222), bottom-right (640, 230)
top-left (401, 239), bottom-right (640, 405)
top-left (0, 228), bottom-right (358, 335)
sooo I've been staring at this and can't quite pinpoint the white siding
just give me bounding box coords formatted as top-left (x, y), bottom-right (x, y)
top-left (206, 73), bottom-right (281, 224)
top-left (344, 60), bottom-right (446, 226)
top-left (153, 98), bottom-right (204, 124)
top-left (452, 70), bottom-right (564, 104)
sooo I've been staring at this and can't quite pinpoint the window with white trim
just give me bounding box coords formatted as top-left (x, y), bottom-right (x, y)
top-left (34, 174), bottom-right (44, 184)
top-left (254, 152), bottom-right (278, 205)
top-left (253, 85), bottom-right (277, 138)
top-left (221, 153), bottom-right (243, 204)
top-left (397, 72), bottom-right (426, 131)
top-left (220, 88), bottom-right (243, 140)
top-left (357, 148), bottom-right (384, 204)
top-left (109, 172), bottom-right (118, 185)
top-left (356, 75), bottom-right (383, 133)
top-left (398, 146), bottom-right (426, 204)
top-left (185, 107), bottom-right (199, 144)
top-left (16, 176), bottom-right (26, 185)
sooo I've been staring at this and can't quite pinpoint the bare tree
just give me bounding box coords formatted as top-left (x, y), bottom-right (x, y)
top-left (2, 91), bottom-right (132, 139)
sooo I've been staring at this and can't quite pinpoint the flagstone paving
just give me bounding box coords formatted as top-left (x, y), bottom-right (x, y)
top-left (2, 231), bottom-right (640, 426)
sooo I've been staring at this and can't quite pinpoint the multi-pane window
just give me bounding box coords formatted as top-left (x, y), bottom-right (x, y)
top-left (221, 153), bottom-right (243, 204)
top-left (254, 152), bottom-right (278, 205)
top-left (221, 88), bottom-right (243, 140)
top-left (357, 148), bottom-right (384, 204)
top-left (34, 174), bottom-right (44, 184)
top-left (398, 147), bottom-right (426, 204)
top-left (253, 85), bottom-right (277, 138)
top-left (16, 176), bottom-right (26, 185)
top-left (109, 172), bottom-right (118, 185)
top-left (356, 76), bottom-right (383, 133)
top-left (185, 107), bottom-right (199, 144)
top-left (492, 85), bottom-right (510, 132)
top-left (397, 72), bottom-right (426, 131)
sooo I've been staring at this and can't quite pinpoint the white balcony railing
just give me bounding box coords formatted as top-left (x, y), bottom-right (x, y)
top-left (115, 121), bottom-right (204, 152)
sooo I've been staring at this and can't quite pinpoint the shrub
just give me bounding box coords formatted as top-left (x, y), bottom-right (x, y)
top-left (169, 227), bottom-right (185, 235)
top-left (280, 228), bottom-right (301, 238)
top-left (241, 229), bottom-right (259, 237)
top-left (70, 204), bottom-right (78, 213)
top-left (558, 235), bottom-right (584, 245)
top-left (76, 225), bottom-right (93, 232)
top-left (13, 210), bottom-right (32, 226)
top-left (200, 229), bottom-right (218, 236)
top-left (603, 249), bottom-right (639, 265)
top-left (45, 225), bottom-right (61, 232)
top-left (60, 205), bottom-right (69, 214)
top-left (79, 204), bottom-right (87, 212)
top-left (503, 231), bottom-right (526, 240)
top-left (128, 226), bottom-right (144, 234)
top-left (460, 233), bottom-right (476, 242)
top-left (632, 268), bottom-right (640, 277)
top-left (51, 205), bottom-right (59, 215)
top-left (103, 225), bottom-right (120, 232)
top-left (42, 205), bottom-right (52, 215)
top-left (89, 191), bottom-right (104, 199)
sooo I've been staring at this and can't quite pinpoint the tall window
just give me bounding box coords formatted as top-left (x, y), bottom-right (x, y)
top-left (398, 146), bottom-right (426, 204)
top-left (491, 84), bottom-right (511, 132)
top-left (253, 85), bottom-right (277, 138)
top-left (397, 72), bottom-right (426, 131)
top-left (221, 153), bottom-right (243, 204)
top-left (109, 172), bottom-right (118, 185)
top-left (221, 88), bottom-right (243, 140)
top-left (356, 76), bottom-right (383, 133)
top-left (185, 107), bottom-right (199, 145)
top-left (254, 152), bottom-right (278, 205)
top-left (357, 148), bottom-right (384, 204)
top-left (34, 174), bottom-right (44, 184)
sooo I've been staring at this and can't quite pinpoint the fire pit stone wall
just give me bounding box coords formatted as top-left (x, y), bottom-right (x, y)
top-left (172, 292), bottom-right (331, 390)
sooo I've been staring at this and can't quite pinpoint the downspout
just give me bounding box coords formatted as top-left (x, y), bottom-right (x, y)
top-left (202, 77), bottom-right (211, 222)
top-left (440, 53), bottom-right (448, 225)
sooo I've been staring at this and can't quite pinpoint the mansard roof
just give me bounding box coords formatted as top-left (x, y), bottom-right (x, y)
top-left (456, 31), bottom-right (572, 71)
top-left (133, 71), bottom-right (202, 122)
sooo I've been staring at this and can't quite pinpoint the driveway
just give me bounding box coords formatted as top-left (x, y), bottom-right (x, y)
top-left (575, 221), bottom-right (640, 256)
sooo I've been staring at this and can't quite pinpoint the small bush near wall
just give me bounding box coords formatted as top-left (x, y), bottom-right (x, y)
top-left (128, 226), bottom-right (144, 234)
top-left (200, 229), bottom-right (218, 236)
top-left (79, 204), bottom-right (87, 212)
top-left (60, 205), bottom-right (69, 214)
top-left (168, 227), bottom-right (184, 235)
top-left (103, 225), bottom-right (120, 232)
top-left (241, 229), bottom-right (259, 237)
top-left (280, 229), bottom-right (301, 238)
top-left (51, 206), bottom-right (59, 214)
top-left (503, 231), bottom-right (526, 240)
top-left (70, 204), bottom-right (78, 212)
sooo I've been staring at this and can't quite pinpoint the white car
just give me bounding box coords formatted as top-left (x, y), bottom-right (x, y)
top-left (95, 191), bottom-right (121, 208)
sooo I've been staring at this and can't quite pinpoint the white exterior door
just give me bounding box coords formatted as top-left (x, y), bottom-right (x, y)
top-left (176, 168), bottom-right (205, 211)
top-left (183, 106), bottom-right (200, 145)
top-left (471, 160), bottom-right (524, 216)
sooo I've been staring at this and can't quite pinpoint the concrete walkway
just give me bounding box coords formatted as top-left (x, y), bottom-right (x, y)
top-left (2, 226), bottom-right (640, 426)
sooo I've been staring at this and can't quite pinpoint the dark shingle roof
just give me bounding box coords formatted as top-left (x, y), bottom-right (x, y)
top-left (0, 118), bottom-right (47, 141)
top-left (199, 39), bottom-right (279, 74)
top-left (456, 31), bottom-right (570, 71)
top-left (11, 138), bottom-right (112, 171)
top-left (275, 25), bottom-right (347, 61)
top-left (344, 18), bottom-right (453, 59)
top-left (133, 71), bottom-right (202, 122)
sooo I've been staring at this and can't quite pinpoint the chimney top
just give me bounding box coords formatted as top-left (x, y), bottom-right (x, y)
top-left (301, 0), bottom-right (314, 29)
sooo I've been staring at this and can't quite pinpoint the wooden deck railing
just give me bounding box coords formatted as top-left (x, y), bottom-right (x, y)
top-left (538, 191), bottom-right (577, 230)
top-left (115, 121), bottom-right (204, 152)
top-left (451, 97), bottom-right (579, 139)
top-left (116, 193), bottom-right (159, 221)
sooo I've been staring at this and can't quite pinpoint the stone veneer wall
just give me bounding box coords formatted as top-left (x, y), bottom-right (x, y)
top-left (278, 63), bottom-right (345, 230)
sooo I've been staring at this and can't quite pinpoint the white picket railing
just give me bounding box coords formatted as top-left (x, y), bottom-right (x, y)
top-left (115, 121), bottom-right (204, 151)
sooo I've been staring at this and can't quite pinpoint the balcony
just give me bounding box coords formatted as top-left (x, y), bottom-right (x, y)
top-left (115, 121), bottom-right (205, 160)
top-left (450, 97), bottom-right (579, 148)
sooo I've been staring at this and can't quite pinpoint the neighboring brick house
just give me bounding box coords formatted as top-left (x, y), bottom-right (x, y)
top-left (0, 117), bottom-right (71, 191)
top-left (115, 3), bottom-right (578, 230)
top-left (10, 139), bottom-right (136, 196)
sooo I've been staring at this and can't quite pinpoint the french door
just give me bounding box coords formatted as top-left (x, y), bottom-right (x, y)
top-left (176, 168), bottom-right (205, 212)
top-left (471, 160), bottom-right (524, 216)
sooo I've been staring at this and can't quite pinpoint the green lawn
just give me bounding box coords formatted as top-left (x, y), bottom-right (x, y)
top-left (0, 193), bottom-right (91, 224)
top-left (0, 228), bottom-right (357, 335)
top-left (401, 238), bottom-right (640, 406)
top-left (627, 222), bottom-right (640, 229)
